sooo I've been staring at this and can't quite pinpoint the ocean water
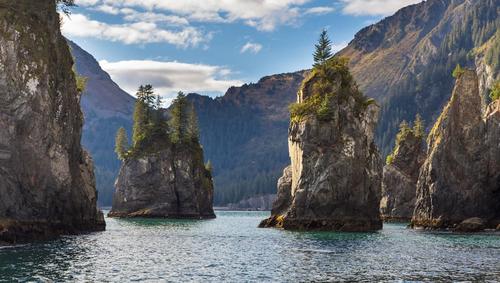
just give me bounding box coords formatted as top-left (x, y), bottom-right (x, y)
top-left (1, 211), bottom-right (499, 282)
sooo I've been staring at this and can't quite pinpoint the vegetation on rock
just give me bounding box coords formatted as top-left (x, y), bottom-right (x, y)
top-left (386, 115), bottom-right (425, 165)
top-left (290, 30), bottom-right (373, 123)
top-left (115, 87), bottom-right (201, 160)
top-left (490, 80), bottom-right (500, 101)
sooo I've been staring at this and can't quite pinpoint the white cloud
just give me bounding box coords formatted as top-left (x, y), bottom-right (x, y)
top-left (75, 0), bottom-right (99, 6)
top-left (94, 4), bottom-right (120, 15)
top-left (304, 6), bottom-right (335, 15)
top-left (77, 0), bottom-right (313, 31)
top-left (99, 60), bottom-right (243, 99)
top-left (240, 42), bottom-right (262, 54)
top-left (340, 0), bottom-right (423, 16)
top-left (61, 14), bottom-right (208, 47)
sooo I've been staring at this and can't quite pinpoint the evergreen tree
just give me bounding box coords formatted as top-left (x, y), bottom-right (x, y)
top-left (187, 103), bottom-right (200, 141)
top-left (136, 84), bottom-right (156, 121)
top-left (132, 100), bottom-right (147, 146)
top-left (169, 92), bottom-right (190, 143)
top-left (115, 127), bottom-right (129, 160)
top-left (413, 114), bottom-right (425, 138)
top-left (452, 64), bottom-right (465, 78)
top-left (313, 29), bottom-right (333, 69)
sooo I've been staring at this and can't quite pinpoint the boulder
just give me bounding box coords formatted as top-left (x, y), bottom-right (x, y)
top-left (455, 217), bottom-right (486, 232)
top-left (0, 1), bottom-right (105, 244)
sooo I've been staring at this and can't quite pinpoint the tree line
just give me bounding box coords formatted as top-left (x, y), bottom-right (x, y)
top-left (115, 85), bottom-right (200, 160)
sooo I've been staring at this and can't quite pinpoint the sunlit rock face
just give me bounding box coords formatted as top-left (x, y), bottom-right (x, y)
top-left (412, 70), bottom-right (500, 231)
top-left (261, 61), bottom-right (383, 231)
top-left (0, 1), bottom-right (104, 244)
top-left (109, 143), bottom-right (215, 219)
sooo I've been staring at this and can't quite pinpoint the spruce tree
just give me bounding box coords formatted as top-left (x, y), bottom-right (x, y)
top-left (169, 92), bottom-right (189, 143)
top-left (413, 114), bottom-right (425, 138)
top-left (313, 29), bottom-right (333, 69)
top-left (115, 127), bottom-right (129, 160)
top-left (187, 103), bottom-right (200, 142)
top-left (132, 100), bottom-right (147, 146)
top-left (136, 84), bottom-right (156, 122)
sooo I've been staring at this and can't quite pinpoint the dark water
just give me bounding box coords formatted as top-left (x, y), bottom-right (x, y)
top-left (1, 211), bottom-right (499, 282)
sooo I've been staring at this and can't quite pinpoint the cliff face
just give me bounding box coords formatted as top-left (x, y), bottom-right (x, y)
top-left (412, 70), bottom-right (500, 230)
top-left (260, 60), bottom-right (383, 231)
top-left (0, 1), bottom-right (104, 244)
top-left (109, 142), bottom-right (215, 219)
top-left (381, 130), bottom-right (425, 221)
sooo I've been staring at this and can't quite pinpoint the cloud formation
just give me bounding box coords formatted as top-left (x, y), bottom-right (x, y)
top-left (73, 0), bottom-right (337, 32)
top-left (240, 42), bottom-right (263, 54)
top-left (61, 14), bottom-right (208, 47)
top-left (340, 0), bottom-right (423, 16)
top-left (99, 60), bottom-right (243, 100)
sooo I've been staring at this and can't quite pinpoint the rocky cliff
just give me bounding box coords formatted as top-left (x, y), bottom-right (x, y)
top-left (411, 70), bottom-right (500, 231)
top-left (0, 1), bottom-right (105, 244)
top-left (380, 124), bottom-right (425, 221)
top-left (260, 59), bottom-right (383, 231)
top-left (109, 138), bottom-right (215, 219)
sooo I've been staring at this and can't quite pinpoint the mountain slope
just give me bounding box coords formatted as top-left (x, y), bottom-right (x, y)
top-left (69, 41), bottom-right (135, 206)
top-left (187, 72), bottom-right (306, 205)
top-left (339, 0), bottom-right (499, 154)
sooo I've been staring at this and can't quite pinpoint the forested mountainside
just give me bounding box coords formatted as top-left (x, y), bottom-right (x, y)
top-left (70, 41), bottom-right (135, 206)
top-left (339, 0), bottom-right (499, 155)
top-left (186, 72), bottom-right (306, 205)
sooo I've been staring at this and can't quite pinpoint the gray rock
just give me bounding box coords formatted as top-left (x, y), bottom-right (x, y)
top-left (381, 130), bottom-right (425, 221)
top-left (261, 65), bottom-right (383, 231)
top-left (109, 144), bottom-right (215, 219)
top-left (0, 1), bottom-right (105, 244)
top-left (455, 217), bottom-right (486, 232)
top-left (411, 70), bottom-right (500, 230)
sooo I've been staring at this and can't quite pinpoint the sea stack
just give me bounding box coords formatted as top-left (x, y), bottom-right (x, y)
top-left (260, 57), bottom-right (383, 231)
top-left (0, 1), bottom-right (105, 244)
top-left (109, 93), bottom-right (215, 219)
top-left (412, 69), bottom-right (500, 231)
top-left (380, 119), bottom-right (425, 221)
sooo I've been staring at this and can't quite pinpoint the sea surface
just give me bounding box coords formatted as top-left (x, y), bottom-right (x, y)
top-left (1, 211), bottom-right (499, 282)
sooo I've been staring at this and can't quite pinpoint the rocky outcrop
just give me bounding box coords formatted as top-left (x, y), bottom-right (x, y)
top-left (381, 127), bottom-right (425, 221)
top-left (0, 1), bottom-right (105, 244)
top-left (109, 141), bottom-right (215, 219)
top-left (260, 59), bottom-right (383, 231)
top-left (411, 70), bottom-right (500, 230)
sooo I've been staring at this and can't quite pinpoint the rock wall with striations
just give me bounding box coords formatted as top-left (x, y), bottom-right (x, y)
top-left (260, 59), bottom-right (383, 231)
top-left (0, 0), bottom-right (105, 244)
top-left (412, 70), bottom-right (500, 231)
top-left (109, 140), bottom-right (215, 219)
top-left (380, 128), bottom-right (425, 221)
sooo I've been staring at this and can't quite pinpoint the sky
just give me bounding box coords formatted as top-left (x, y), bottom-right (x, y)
top-left (62, 0), bottom-right (423, 102)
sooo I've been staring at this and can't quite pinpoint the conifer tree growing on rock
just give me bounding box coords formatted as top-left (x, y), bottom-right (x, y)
top-left (115, 127), bottom-right (129, 160)
top-left (313, 29), bottom-right (333, 70)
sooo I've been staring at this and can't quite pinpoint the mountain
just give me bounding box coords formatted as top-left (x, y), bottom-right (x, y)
top-left (186, 72), bottom-right (306, 205)
top-left (69, 41), bottom-right (135, 206)
top-left (339, 0), bottom-right (499, 155)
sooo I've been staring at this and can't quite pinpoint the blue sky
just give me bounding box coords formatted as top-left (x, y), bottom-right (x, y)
top-left (63, 0), bottom-right (422, 102)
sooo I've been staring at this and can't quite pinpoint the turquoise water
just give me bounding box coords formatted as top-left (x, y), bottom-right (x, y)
top-left (1, 211), bottom-right (499, 282)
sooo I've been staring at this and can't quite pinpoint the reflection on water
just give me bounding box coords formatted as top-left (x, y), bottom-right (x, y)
top-left (1, 211), bottom-right (499, 282)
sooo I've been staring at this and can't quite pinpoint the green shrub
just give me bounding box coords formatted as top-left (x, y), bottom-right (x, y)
top-left (490, 80), bottom-right (500, 101)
